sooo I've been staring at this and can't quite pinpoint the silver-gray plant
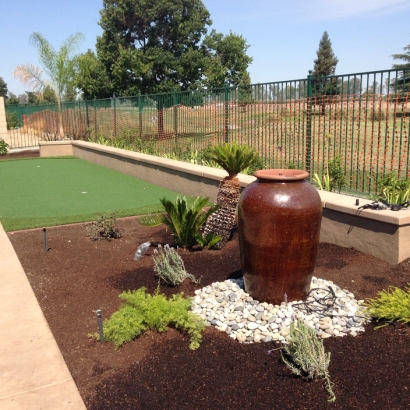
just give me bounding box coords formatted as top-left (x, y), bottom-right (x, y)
top-left (281, 319), bottom-right (336, 402)
top-left (153, 244), bottom-right (201, 286)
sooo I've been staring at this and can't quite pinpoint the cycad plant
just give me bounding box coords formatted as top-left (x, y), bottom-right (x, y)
top-left (203, 142), bottom-right (259, 248)
top-left (159, 196), bottom-right (220, 249)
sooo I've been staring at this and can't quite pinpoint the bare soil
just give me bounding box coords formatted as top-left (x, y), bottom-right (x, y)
top-left (5, 151), bottom-right (410, 409)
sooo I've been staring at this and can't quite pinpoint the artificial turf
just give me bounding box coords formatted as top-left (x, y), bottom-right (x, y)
top-left (0, 156), bottom-right (186, 231)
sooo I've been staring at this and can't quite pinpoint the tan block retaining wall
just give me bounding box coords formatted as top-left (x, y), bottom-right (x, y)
top-left (39, 141), bottom-right (410, 265)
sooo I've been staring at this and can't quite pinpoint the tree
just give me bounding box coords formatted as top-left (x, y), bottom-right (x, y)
top-left (203, 142), bottom-right (259, 249)
top-left (0, 77), bottom-right (8, 99)
top-left (312, 31), bottom-right (339, 114)
top-left (74, 50), bottom-right (112, 99)
top-left (14, 32), bottom-right (84, 137)
top-left (201, 30), bottom-right (252, 89)
top-left (5, 92), bottom-right (20, 106)
top-left (391, 41), bottom-right (410, 94)
top-left (341, 77), bottom-right (361, 96)
top-left (96, 0), bottom-right (211, 95)
top-left (18, 94), bottom-right (28, 104)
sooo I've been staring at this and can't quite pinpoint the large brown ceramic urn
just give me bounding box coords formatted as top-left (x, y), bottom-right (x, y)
top-left (237, 169), bottom-right (322, 305)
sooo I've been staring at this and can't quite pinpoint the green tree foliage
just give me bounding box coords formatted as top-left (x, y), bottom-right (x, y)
top-left (75, 50), bottom-right (112, 99)
top-left (202, 30), bottom-right (252, 89)
top-left (5, 92), bottom-right (20, 106)
top-left (312, 31), bottom-right (339, 113)
top-left (14, 32), bottom-right (84, 136)
top-left (84, 0), bottom-right (252, 98)
top-left (0, 77), bottom-right (8, 99)
top-left (96, 0), bottom-right (211, 95)
top-left (391, 40), bottom-right (410, 94)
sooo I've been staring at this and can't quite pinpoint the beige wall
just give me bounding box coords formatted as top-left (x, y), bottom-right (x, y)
top-left (39, 141), bottom-right (410, 264)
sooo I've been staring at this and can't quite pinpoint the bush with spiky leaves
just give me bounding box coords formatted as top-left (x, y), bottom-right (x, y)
top-left (364, 283), bottom-right (410, 329)
top-left (281, 319), bottom-right (336, 402)
top-left (159, 196), bottom-right (220, 249)
top-left (203, 142), bottom-right (259, 248)
top-left (92, 287), bottom-right (205, 350)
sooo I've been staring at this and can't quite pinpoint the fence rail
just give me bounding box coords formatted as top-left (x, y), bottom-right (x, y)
top-left (4, 68), bottom-right (410, 196)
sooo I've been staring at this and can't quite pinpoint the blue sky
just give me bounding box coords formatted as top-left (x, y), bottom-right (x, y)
top-left (1, 0), bottom-right (409, 97)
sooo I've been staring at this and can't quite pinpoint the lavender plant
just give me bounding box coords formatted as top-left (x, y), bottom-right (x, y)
top-left (153, 244), bottom-right (201, 286)
top-left (281, 319), bottom-right (336, 402)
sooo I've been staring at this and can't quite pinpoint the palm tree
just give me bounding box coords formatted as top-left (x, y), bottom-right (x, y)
top-left (14, 32), bottom-right (84, 138)
top-left (203, 142), bottom-right (259, 248)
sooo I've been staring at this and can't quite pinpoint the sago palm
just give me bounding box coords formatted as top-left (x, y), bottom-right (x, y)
top-left (160, 196), bottom-right (220, 249)
top-left (203, 142), bottom-right (259, 248)
top-left (14, 32), bottom-right (84, 138)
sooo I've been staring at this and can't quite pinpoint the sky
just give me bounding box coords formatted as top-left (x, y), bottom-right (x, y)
top-left (1, 0), bottom-right (409, 97)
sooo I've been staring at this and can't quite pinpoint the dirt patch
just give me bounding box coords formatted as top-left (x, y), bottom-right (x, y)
top-left (8, 217), bottom-right (410, 410)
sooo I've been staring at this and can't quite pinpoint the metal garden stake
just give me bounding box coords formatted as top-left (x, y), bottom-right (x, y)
top-left (96, 309), bottom-right (104, 343)
top-left (43, 227), bottom-right (47, 251)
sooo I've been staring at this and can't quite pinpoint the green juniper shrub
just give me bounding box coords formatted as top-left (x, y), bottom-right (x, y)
top-left (159, 195), bottom-right (220, 249)
top-left (328, 155), bottom-right (346, 193)
top-left (86, 213), bottom-right (122, 241)
top-left (281, 319), bottom-right (336, 402)
top-left (153, 244), bottom-right (201, 286)
top-left (0, 138), bottom-right (10, 155)
top-left (92, 287), bottom-right (205, 350)
top-left (364, 283), bottom-right (410, 329)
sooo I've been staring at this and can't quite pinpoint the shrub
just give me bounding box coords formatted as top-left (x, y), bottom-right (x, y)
top-left (86, 213), bottom-right (122, 241)
top-left (376, 172), bottom-right (410, 205)
top-left (6, 111), bottom-right (19, 130)
top-left (368, 111), bottom-right (386, 121)
top-left (0, 139), bottom-right (10, 155)
top-left (160, 196), bottom-right (220, 249)
top-left (153, 244), bottom-right (201, 286)
top-left (95, 287), bottom-right (205, 350)
top-left (138, 213), bottom-right (165, 227)
top-left (364, 283), bottom-right (410, 329)
top-left (281, 320), bottom-right (336, 402)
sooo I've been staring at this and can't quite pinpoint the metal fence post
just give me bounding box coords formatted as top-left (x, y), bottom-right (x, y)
top-left (93, 96), bottom-right (97, 137)
top-left (85, 99), bottom-right (89, 130)
top-left (224, 83), bottom-right (229, 143)
top-left (306, 71), bottom-right (313, 175)
top-left (138, 93), bottom-right (142, 139)
top-left (113, 93), bottom-right (117, 137)
top-left (173, 89), bottom-right (178, 142)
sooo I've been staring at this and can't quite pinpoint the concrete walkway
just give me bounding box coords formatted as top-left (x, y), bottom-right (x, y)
top-left (0, 223), bottom-right (86, 409)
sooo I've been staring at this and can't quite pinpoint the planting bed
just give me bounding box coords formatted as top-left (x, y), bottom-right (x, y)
top-left (8, 218), bottom-right (410, 410)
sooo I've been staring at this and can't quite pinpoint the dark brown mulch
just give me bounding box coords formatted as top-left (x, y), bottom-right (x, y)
top-left (8, 216), bottom-right (410, 410)
top-left (2, 150), bottom-right (40, 160)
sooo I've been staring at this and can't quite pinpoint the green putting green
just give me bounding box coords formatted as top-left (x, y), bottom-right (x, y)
top-left (0, 156), bottom-right (185, 231)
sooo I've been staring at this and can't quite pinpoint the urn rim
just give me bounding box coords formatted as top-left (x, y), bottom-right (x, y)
top-left (253, 169), bottom-right (309, 181)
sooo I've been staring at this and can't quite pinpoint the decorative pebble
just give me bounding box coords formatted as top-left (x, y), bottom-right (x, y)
top-left (192, 276), bottom-right (369, 344)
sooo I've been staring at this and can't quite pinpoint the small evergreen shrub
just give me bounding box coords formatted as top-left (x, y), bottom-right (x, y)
top-left (93, 287), bottom-right (205, 350)
top-left (364, 283), bottom-right (410, 329)
top-left (86, 213), bottom-right (122, 241)
top-left (0, 139), bottom-right (10, 155)
top-left (281, 320), bottom-right (336, 402)
top-left (153, 244), bottom-right (201, 286)
top-left (6, 111), bottom-right (19, 130)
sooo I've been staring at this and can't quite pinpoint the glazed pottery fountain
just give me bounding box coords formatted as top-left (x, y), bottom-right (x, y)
top-left (237, 169), bottom-right (322, 305)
